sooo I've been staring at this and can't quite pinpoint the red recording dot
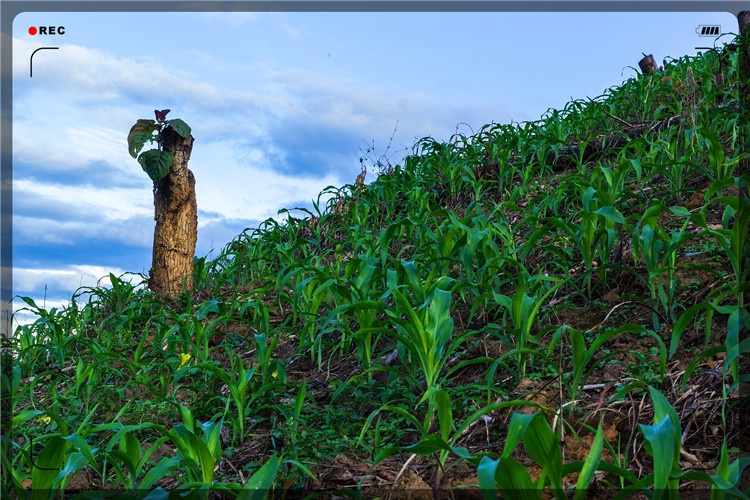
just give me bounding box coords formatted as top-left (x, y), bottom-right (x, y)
top-left (28, 26), bottom-right (37, 35)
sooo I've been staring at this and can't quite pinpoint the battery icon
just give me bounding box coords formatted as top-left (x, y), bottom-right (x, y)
top-left (696, 25), bottom-right (721, 36)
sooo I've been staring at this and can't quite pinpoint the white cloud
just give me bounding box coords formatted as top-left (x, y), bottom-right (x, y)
top-left (13, 265), bottom-right (132, 295)
top-left (14, 116), bottom-right (137, 174)
top-left (14, 37), bottom-right (220, 103)
top-left (13, 214), bottom-right (153, 248)
top-left (191, 139), bottom-right (341, 221)
top-left (14, 179), bottom-right (152, 222)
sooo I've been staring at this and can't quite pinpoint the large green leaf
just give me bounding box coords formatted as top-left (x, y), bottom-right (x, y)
top-left (62, 432), bottom-right (101, 476)
top-left (54, 452), bottom-right (90, 489)
top-left (138, 149), bottom-right (173, 181)
top-left (240, 454), bottom-right (280, 500)
top-left (477, 456), bottom-right (537, 500)
top-left (170, 424), bottom-right (215, 484)
top-left (639, 415), bottom-right (675, 499)
top-left (166, 118), bottom-right (191, 138)
top-left (140, 456), bottom-right (181, 491)
top-left (523, 413), bottom-right (563, 493)
top-left (31, 436), bottom-right (69, 497)
top-left (12, 409), bottom-right (43, 426)
top-left (648, 386), bottom-right (681, 467)
top-left (127, 119), bottom-right (158, 158)
top-left (594, 205), bottom-right (626, 224)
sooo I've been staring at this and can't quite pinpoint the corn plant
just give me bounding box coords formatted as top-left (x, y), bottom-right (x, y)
top-left (700, 175), bottom-right (750, 310)
top-left (476, 412), bottom-right (564, 499)
top-left (320, 257), bottom-right (386, 370)
top-left (196, 349), bottom-right (285, 442)
top-left (13, 297), bottom-right (71, 367)
top-left (161, 406), bottom-right (225, 486)
top-left (492, 259), bottom-right (565, 376)
top-left (630, 205), bottom-right (695, 329)
top-left (358, 391), bottom-right (541, 495)
top-left (277, 265), bottom-right (336, 361)
top-left (386, 284), bottom-right (454, 397)
top-left (8, 404), bottom-right (115, 495)
top-left (163, 299), bottom-right (230, 364)
top-left (374, 262), bottom-right (480, 430)
top-left (553, 324), bottom-right (666, 404)
top-left (521, 185), bottom-right (624, 300)
top-left (102, 422), bottom-right (175, 493)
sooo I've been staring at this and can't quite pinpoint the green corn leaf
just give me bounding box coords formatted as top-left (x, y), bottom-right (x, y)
top-left (699, 126), bottom-right (725, 172)
top-left (435, 389), bottom-right (453, 441)
top-left (401, 260), bottom-right (424, 303)
top-left (522, 414), bottom-right (563, 494)
top-left (477, 456), bottom-right (537, 500)
top-left (54, 451), bottom-right (90, 489)
top-left (373, 433), bottom-right (473, 464)
top-left (582, 186), bottom-right (597, 212)
top-left (62, 432), bottom-right (101, 476)
top-left (170, 424), bottom-right (215, 484)
top-left (239, 454), bottom-right (279, 500)
top-left (425, 288), bottom-right (454, 362)
top-left (639, 415), bottom-right (675, 499)
top-left (648, 386), bottom-right (681, 467)
top-left (107, 423), bottom-right (158, 452)
top-left (31, 436), bottom-right (69, 496)
top-left (12, 409), bottom-right (43, 426)
top-left (502, 412), bottom-right (537, 459)
top-left (123, 431), bottom-right (142, 472)
top-left (668, 205), bottom-right (691, 217)
top-left (575, 419), bottom-right (605, 500)
top-left (200, 416), bottom-right (224, 462)
top-left (476, 456), bottom-right (501, 500)
top-left (594, 205), bottom-right (626, 224)
top-left (140, 456), bottom-right (181, 491)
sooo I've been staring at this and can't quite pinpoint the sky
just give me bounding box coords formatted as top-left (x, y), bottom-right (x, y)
top-left (7, 6), bottom-right (737, 324)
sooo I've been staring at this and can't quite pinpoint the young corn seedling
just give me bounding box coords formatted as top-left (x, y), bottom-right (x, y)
top-left (700, 175), bottom-right (750, 310)
top-left (11, 405), bottom-right (111, 495)
top-left (376, 262), bottom-right (479, 428)
top-left (631, 205), bottom-right (694, 329)
top-left (321, 257), bottom-right (385, 370)
top-left (103, 422), bottom-right (175, 493)
top-left (476, 411), bottom-right (590, 500)
top-left (196, 348), bottom-right (285, 442)
top-left (358, 390), bottom-right (540, 496)
top-left (492, 259), bottom-right (564, 377)
top-left (521, 185), bottom-right (623, 302)
top-left (553, 324), bottom-right (666, 405)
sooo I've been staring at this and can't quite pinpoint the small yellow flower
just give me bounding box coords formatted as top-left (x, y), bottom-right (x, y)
top-left (38, 415), bottom-right (51, 425)
top-left (178, 353), bottom-right (191, 369)
top-left (271, 370), bottom-right (278, 379)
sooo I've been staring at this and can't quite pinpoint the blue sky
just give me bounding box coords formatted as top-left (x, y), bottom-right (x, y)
top-left (9, 8), bottom-right (737, 322)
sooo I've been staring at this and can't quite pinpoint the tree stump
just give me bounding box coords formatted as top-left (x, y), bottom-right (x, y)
top-left (638, 54), bottom-right (660, 74)
top-left (148, 126), bottom-right (197, 298)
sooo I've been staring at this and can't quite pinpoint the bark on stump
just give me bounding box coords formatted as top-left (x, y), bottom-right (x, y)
top-left (638, 54), bottom-right (660, 75)
top-left (148, 126), bottom-right (197, 298)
